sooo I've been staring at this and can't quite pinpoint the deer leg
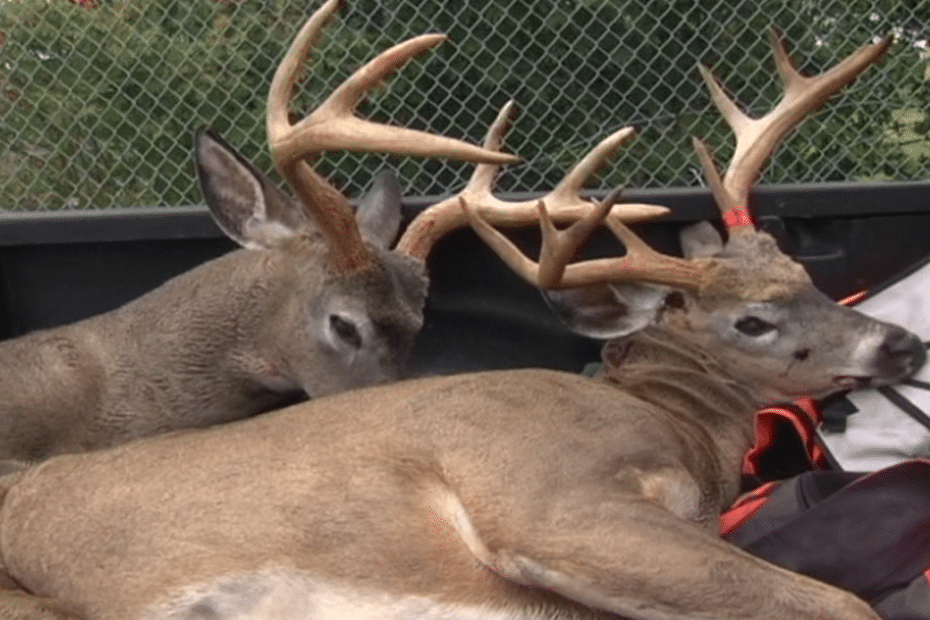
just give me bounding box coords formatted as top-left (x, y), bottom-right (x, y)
top-left (446, 488), bottom-right (879, 620)
top-left (0, 470), bottom-right (81, 619)
top-left (0, 536), bottom-right (80, 619)
top-left (0, 580), bottom-right (83, 620)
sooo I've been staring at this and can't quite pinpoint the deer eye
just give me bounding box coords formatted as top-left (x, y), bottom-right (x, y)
top-left (329, 314), bottom-right (362, 348)
top-left (734, 316), bottom-right (776, 337)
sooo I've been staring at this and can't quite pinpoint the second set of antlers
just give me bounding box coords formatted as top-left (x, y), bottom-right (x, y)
top-left (272, 0), bottom-right (892, 290)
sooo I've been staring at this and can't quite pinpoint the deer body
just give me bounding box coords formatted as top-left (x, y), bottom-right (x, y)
top-left (0, 238), bottom-right (428, 459)
top-left (0, 338), bottom-right (892, 620)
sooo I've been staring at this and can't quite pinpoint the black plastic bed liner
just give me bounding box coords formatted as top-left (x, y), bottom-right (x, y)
top-left (1, 180), bottom-right (929, 376)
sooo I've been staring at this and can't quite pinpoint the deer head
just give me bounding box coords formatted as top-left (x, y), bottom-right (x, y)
top-left (191, 0), bottom-right (520, 398)
top-left (464, 31), bottom-right (925, 405)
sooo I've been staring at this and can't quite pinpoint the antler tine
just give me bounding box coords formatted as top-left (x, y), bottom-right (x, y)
top-left (275, 34), bottom-right (524, 162)
top-left (549, 128), bottom-right (634, 201)
top-left (537, 186), bottom-right (624, 287)
top-left (464, 99), bottom-right (517, 194)
top-left (395, 102), bottom-right (670, 260)
top-left (696, 29), bottom-right (893, 235)
top-left (462, 189), bottom-right (710, 291)
top-left (394, 100), bottom-right (522, 259)
top-left (267, 0), bottom-right (521, 272)
top-left (691, 136), bottom-right (733, 224)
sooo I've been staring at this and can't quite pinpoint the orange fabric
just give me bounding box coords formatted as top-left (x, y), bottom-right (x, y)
top-left (718, 481), bottom-right (778, 536)
top-left (743, 398), bottom-right (826, 475)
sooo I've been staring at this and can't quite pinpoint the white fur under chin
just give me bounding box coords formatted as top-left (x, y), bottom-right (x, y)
top-left (147, 569), bottom-right (590, 620)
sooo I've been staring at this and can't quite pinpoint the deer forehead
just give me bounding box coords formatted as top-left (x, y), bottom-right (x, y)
top-left (255, 240), bottom-right (424, 333)
top-left (698, 233), bottom-right (813, 302)
top-left (322, 251), bottom-right (428, 326)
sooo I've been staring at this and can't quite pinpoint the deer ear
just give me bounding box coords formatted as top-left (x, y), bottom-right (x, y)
top-left (679, 221), bottom-right (724, 258)
top-left (543, 282), bottom-right (669, 340)
top-left (355, 171), bottom-right (403, 249)
top-left (196, 127), bottom-right (309, 249)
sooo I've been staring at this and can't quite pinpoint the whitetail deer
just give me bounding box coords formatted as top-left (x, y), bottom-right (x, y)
top-left (0, 0), bottom-right (542, 463)
top-left (0, 26), bottom-right (924, 620)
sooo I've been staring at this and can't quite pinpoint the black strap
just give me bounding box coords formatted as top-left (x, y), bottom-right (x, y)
top-left (904, 378), bottom-right (930, 391)
top-left (876, 386), bottom-right (930, 433)
top-left (820, 391), bottom-right (858, 433)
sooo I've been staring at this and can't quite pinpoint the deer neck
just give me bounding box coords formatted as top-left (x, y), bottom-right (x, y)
top-left (105, 249), bottom-right (307, 412)
top-left (594, 327), bottom-right (759, 479)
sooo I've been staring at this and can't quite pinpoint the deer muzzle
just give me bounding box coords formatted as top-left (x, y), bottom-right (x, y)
top-left (876, 326), bottom-right (927, 378)
top-left (840, 326), bottom-right (926, 390)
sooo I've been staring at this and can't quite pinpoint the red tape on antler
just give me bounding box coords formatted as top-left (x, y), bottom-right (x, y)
top-left (723, 208), bottom-right (755, 230)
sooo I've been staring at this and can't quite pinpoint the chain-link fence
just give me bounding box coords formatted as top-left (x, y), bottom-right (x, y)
top-left (1, 0), bottom-right (928, 211)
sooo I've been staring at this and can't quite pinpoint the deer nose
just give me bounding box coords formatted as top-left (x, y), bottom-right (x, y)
top-left (877, 327), bottom-right (926, 378)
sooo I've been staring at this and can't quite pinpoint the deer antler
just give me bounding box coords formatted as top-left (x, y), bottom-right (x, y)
top-left (694, 30), bottom-right (892, 234)
top-left (461, 31), bottom-right (893, 297)
top-left (420, 101), bottom-right (705, 290)
top-left (267, 0), bottom-right (521, 273)
top-left (462, 191), bottom-right (713, 291)
top-left (449, 111), bottom-right (710, 291)
top-left (395, 101), bottom-right (669, 260)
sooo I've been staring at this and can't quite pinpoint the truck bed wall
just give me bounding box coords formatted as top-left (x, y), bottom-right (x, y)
top-left (2, 182), bottom-right (929, 375)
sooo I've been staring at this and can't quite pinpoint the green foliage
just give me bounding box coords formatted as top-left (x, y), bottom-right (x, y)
top-left (2, 0), bottom-right (244, 208)
top-left (0, 0), bottom-right (927, 211)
